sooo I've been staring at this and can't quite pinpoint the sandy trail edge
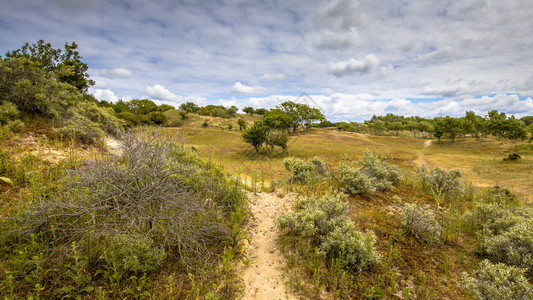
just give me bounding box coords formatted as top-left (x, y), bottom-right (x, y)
top-left (241, 192), bottom-right (296, 300)
top-left (413, 140), bottom-right (433, 166)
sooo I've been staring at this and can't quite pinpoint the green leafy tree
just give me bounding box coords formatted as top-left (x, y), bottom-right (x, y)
top-left (242, 121), bottom-right (268, 153)
top-left (243, 107), bottom-right (255, 115)
top-left (487, 110), bottom-right (507, 141)
top-left (237, 118), bottom-right (246, 131)
top-left (179, 102), bottom-right (199, 113)
top-left (4, 40), bottom-right (94, 92)
top-left (505, 116), bottom-right (527, 141)
top-left (254, 108), bottom-right (267, 115)
top-left (264, 109), bottom-right (292, 133)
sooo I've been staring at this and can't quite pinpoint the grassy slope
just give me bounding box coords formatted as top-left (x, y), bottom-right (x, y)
top-left (166, 117), bottom-right (533, 298)
top-left (173, 118), bottom-right (532, 199)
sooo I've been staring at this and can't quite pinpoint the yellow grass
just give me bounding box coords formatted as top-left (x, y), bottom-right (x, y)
top-left (172, 125), bottom-right (532, 200)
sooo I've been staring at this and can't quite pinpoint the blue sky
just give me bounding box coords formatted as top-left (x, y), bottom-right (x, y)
top-left (1, 0), bottom-right (533, 121)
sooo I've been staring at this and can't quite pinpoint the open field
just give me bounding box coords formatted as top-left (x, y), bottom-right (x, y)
top-left (174, 124), bottom-right (533, 200)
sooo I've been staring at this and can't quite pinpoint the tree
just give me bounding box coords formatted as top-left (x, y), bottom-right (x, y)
top-left (237, 118), bottom-right (246, 131)
top-left (442, 116), bottom-right (461, 142)
top-left (433, 118), bottom-right (444, 142)
top-left (505, 116), bottom-right (527, 141)
top-left (266, 130), bottom-right (289, 154)
top-left (4, 40), bottom-right (94, 92)
top-left (254, 108), bottom-right (267, 115)
top-left (242, 121), bottom-right (268, 153)
top-left (264, 109), bottom-right (292, 133)
top-left (487, 110), bottom-right (507, 141)
top-left (179, 102), bottom-right (199, 113)
top-left (243, 107), bottom-right (255, 115)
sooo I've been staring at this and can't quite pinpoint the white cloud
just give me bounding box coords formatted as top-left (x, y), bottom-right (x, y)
top-left (261, 73), bottom-right (286, 81)
top-left (231, 82), bottom-right (266, 94)
top-left (315, 29), bottom-right (363, 50)
top-left (146, 84), bottom-right (184, 102)
top-left (423, 82), bottom-right (469, 97)
top-left (100, 68), bottom-right (133, 79)
top-left (329, 54), bottom-right (379, 77)
top-left (93, 89), bottom-right (119, 102)
top-left (417, 47), bottom-right (459, 63)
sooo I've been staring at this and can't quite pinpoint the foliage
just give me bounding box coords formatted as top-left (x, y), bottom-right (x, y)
top-left (360, 151), bottom-right (402, 192)
top-left (482, 220), bottom-right (533, 275)
top-left (101, 99), bottom-right (172, 126)
top-left (277, 193), bottom-right (380, 270)
top-left (338, 164), bottom-right (376, 195)
top-left (416, 164), bottom-right (463, 197)
top-left (402, 203), bottom-right (442, 244)
top-left (4, 40), bottom-right (94, 92)
top-left (242, 121), bottom-right (268, 153)
top-left (276, 101), bottom-right (325, 133)
top-left (106, 234), bottom-right (165, 274)
top-left (283, 156), bottom-right (327, 184)
top-left (461, 260), bottom-right (532, 300)
top-left (1, 130), bottom-right (246, 298)
top-left (0, 47), bottom-right (124, 144)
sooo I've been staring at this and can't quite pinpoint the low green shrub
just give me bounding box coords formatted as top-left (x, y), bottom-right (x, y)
top-left (461, 259), bottom-right (532, 300)
top-left (402, 203), bottom-right (442, 244)
top-left (277, 193), bottom-right (380, 270)
top-left (106, 234), bottom-right (165, 274)
top-left (360, 151), bottom-right (402, 192)
top-left (0, 101), bottom-right (20, 124)
top-left (483, 220), bottom-right (533, 275)
top-left (338, 164), bottom-right (376, 195)
top-left (416, 164), bottom-right (463, 197)
top-left (283, 156), bottom-right (327, 184)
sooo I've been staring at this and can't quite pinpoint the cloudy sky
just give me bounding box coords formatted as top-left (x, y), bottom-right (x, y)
top-left (2, 0), bottom-right (533, 121)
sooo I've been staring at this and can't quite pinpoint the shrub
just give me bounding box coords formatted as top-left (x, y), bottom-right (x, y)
top-left (106, 234), bottom-right (165, 274)
top-left (0, 101), bottom-right (20, 124)
top-left (360, 151), bottom-right (402, 192)
top-left (6, 119), bottom-right (24, 133)
top-left (461, 260), bottom-right (532, 300)
top-left (338, 163), bottom-right (376, 195)
top-left (482, 186), bottom-right (518, 206)
top-left (503, 153), bottom-right (521, 161)
top-left (277, 193), bottom-right (380, 270)
top-left (283, 156), bottom-right (327, 184)
top-left (483, 220), bottom-right (533, 275)
top-left (469, 203), bottom-right (522, 235)
top-left (318, 221), bottom-right (380, 270)
top-left (416, 164), bottom-right (463, 197)
top-left (402, 203), bottom-right (442, 244)
top-left (13, 130), bottom-right (244, 273)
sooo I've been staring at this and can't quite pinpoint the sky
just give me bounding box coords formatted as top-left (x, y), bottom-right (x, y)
top-left (1, 0), bottom-right (533, 121)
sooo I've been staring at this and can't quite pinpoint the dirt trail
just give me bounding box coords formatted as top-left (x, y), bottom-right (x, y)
top-left (242, 192), bottom-right (296, 300)
top-left (413, 140), bottom-right (433, 166)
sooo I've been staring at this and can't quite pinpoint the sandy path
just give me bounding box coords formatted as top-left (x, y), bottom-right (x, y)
top-left (242, 192), bottom-right (296, 300)
top-left (413, 140), bottom-right (433, 166)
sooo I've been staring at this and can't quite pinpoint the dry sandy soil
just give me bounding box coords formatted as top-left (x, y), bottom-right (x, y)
top-left (242, 192), bottom-right (297, 300)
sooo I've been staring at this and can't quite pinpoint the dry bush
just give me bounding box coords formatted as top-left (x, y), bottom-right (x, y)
top-left (402, 202), bottom-right (442, 244)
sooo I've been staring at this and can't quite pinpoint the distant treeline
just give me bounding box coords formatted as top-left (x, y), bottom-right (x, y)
top-left (327, 111), bottom-right (533, 142)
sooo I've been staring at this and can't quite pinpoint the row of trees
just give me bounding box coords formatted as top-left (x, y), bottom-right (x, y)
top-left (355, 111), bottom-right (533, 142)
top-left (98, 99), bottom-right (174, 126)
top-left (179, 102), bottom-right (238, 118)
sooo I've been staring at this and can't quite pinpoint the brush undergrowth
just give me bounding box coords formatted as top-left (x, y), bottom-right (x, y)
top-left (0, 130), bottom-right (247, 299)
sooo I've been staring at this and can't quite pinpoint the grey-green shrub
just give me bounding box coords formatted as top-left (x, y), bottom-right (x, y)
top-left (338, 163), bottom-right (376, 195)
top-left (318, 221), bottom-right (380, 270)
top-left (469, 203), bottom-right (523, 235)
top-left (282, 156), bottom-right (327, 184)
top-left (416, 164), bottom-right (463, 197)
top-left (277, 193), bottom-right (380, 270)
top-left (402, 203), bottom-right (442, 244)
top-left (360, 151), bottom-right (402, 192)
top-left (483, 220), bottom-right (533, 275)
top-left (461, 259), bottom-right (532, 300)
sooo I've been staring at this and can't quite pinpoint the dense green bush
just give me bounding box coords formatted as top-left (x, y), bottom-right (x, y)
top-left (0, 101), bottom-right (20, 124)
top-left (402, 203), bottom-right (442, 244)
top-left (462, 260), bottom-right (532, 300)
top-left (283, 156), bottom-right (327, 184)
top-left (277, 193), bottom-right (380, 270)
top-left (416, 164), bottom-right (463, 197)
top-left (106, 234), bottom-right (165, 274)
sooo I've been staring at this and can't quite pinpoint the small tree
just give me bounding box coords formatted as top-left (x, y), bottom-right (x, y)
top-left (242, 121), bottom-right (268, 153)
top-left (242, 107), bottom-right (255, 115)
top-left (237, 118), bottom-right (246, 131)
